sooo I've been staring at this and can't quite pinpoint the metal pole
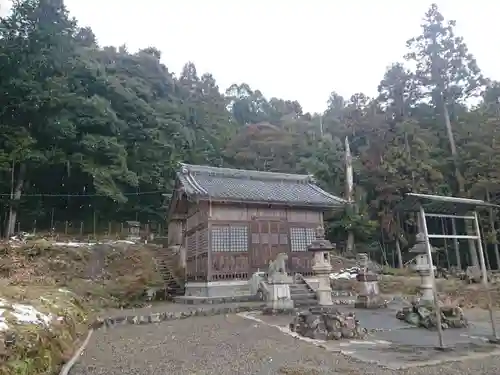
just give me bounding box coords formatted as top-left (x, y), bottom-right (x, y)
top-left (473, 211), bottom-right (499, 343)
top-left (427, 234), bottom-right (479, 240)
top-left (451, 218), bottom-right (461, 270)
top-left (419, 206), bottom-right (445, 349)
top-left (425, 213), bottom-right (475, 220)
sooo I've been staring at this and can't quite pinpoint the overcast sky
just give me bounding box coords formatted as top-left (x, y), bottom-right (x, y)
top-left (1, 1), bottom-right (499, 113)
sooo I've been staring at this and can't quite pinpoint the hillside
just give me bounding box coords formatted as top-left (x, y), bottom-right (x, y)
top-left (0, 239), bottom-right (164, 375)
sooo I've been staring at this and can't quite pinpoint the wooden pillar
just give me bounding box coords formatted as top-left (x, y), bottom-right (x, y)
top-left (207, 222), bottom-right (212, 282)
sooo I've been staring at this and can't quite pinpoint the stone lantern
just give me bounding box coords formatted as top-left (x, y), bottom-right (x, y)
top-left (124, 221), bottom-right (141, 241)
top-left (410, 231), bottom-right (435, 303)
top-left (355, 253), bottom-right (385, 308)
top-left (307, 226), bottom-right (335, 306)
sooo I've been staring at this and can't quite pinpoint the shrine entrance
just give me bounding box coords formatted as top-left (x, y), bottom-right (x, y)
top-left (396, 193), bottom-right (500, 349)
top-left (249, 217), bottom-right (290, 273)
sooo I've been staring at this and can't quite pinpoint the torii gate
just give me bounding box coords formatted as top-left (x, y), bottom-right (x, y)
top-left (396, 193), bottom-right (500, 349)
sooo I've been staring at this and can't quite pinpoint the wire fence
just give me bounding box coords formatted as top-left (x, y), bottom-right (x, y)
top-left (0, 189), bottom-right (169, 240)
top-left (10, 219), bottom-right (166, 241)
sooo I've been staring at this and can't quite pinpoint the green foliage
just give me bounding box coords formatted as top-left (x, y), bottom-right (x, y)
top-left (0, 1), bottom-right (499, 269)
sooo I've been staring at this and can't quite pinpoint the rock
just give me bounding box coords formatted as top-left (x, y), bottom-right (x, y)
top-left (289, 307), bottom-right (366, 341)
top-left (395, 301), bottom-right (468, 329)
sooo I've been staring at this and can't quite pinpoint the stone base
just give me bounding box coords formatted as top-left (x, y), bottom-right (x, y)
top-left (262, 306), bottom-right (297, 315)
top-left (290, 306), bottom-right (367, 340)
top-left (265, 283), bottom-right (294, 313)
top-left (184, 280), bottom-right (252, 298)
top-left (355, 295), bottom-right (387, 309)
top-left (316, 288), bottom-right (334, 306)
top-left (266, 298), bottom-right (294, 310)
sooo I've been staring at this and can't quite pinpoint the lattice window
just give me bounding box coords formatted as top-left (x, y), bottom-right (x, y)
top-left (211, 225), bottom-right (248, 252)
top-left (290, 227), bottom-right (316, 252)
top-left (231, 226), bottom-right (248, 252)
top-left (211, 227), bottom-right (226, 252)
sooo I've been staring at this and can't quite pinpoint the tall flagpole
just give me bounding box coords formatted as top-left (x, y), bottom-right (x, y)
top-left (345, 136), bottom-right (355, 257)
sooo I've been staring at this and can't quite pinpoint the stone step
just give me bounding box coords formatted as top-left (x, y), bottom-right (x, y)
top-left (155, 259), bottom-right (177, 266)
top-left (289, 284), bottom-right (311, 291)
top-left (293, 298), bottom-right (318, 306)
top-left (290, 286), bottom-right (311, 292)
top-left (290, 289), bottom-right (314, 296)
top-left (291, 293), bottom-right (316, 301)
top-left (290, 286), bottom-right (313, 292)
top-left (290, 289), bottom-right (316, 295)
top-left (156, 266), bottom-right (174, 272)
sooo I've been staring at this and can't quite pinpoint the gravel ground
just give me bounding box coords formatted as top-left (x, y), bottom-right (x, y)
top-left (71, 313), bottom-right (500, 375)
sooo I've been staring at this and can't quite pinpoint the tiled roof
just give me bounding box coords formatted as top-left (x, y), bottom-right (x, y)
top-left (395, 193), bottom-right (500, 214)
top-left (176, 163), bottom-right (346, 208)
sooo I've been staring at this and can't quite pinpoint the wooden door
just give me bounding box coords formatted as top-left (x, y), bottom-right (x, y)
top-left (249, 218), bottom-right (290, 273)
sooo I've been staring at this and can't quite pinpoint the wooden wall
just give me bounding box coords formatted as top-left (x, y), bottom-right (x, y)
top-left (208, 204), bottom-right (323, 224)
top-left (167, 219), bottom-right (183, 246)
top-left (207, 203), bottom-right (325, 279)
top-left (184, 201), bottom-right (210, 281)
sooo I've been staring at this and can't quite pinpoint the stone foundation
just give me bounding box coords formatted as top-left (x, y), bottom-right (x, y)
top-left (262, 306), bottom-right (298, 315)
top-left (96, 303), bottom-right (265, 329)
top-left (355, 295), bottom-right (387, 309)
top-left (266, 283), bottom-right (294, 307)
top-left (184, 280), bottom-right (252, 298)
top-left (174, 295), bottom-right (259, 305)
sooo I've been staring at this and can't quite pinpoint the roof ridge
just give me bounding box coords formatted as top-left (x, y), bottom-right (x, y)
top-left (175, 163), bottom-right (346, 208)
top-left (308, 183), bottom-right (347, 204)
top-left (179, 163), bottom-right (314, 183)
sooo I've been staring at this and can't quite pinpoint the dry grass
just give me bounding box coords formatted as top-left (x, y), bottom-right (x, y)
top-left (377, 274), bottom-right (500, 308)
top-left (0, 239), bottom-right (165, 375)
top-left (0, 239), bottom-right (164, 309)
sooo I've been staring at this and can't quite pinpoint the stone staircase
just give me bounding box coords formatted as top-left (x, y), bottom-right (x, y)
top-left (153, 247), bottom-right (185, 297)
top-left (290, 277), bottom-right (317, 307)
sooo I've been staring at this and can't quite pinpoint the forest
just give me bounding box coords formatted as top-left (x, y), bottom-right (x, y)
top-left (1, 0), bottom-right (500, 268)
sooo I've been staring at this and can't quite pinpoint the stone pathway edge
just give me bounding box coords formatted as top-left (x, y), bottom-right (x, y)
top-left (94, 303), bottom-right (267, 329)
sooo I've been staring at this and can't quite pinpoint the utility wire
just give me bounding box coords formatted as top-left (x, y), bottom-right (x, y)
top-left (0, 191), bottom-right (164, 197)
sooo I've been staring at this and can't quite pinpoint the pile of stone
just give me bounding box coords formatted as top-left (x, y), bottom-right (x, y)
top-left (289, 306), bottom-right (367, 340)
top-left (394, 231), bottom-right (468, 330)
top-left (396, 300), bottom-right (468, 329)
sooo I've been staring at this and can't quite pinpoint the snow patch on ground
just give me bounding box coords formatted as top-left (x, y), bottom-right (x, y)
top-left (0, 298), bottom-right (53, 331)
top-left (8, 232), bottom-right (137, 248)
top-left (330, 267), bottom-right (359, 280)
top-left (50, 239), bottom-right (136, 247)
